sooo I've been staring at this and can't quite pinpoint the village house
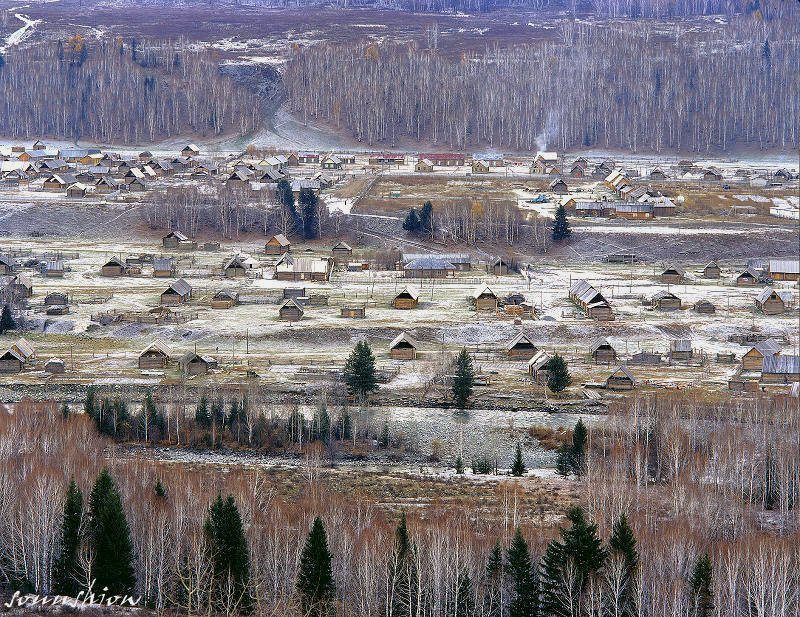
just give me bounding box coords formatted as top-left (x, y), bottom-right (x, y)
top-left (66, 182), bottom-right (95, 198)
top-left (43, 261), bottom-right (65, 277)
top-left (488, 257), bottom-right (509, 275)
top-left (419, 153), bottom-right (465, 167)
top-left (768, 259), bottom-right (799, 282)
top-left (101, 257), bottom-right (127, 277)
top-left (761, 355), bottom-right (800, 384)
top-left (331, 241), bottom-right (353, 264)
top-left (0, 338), bottom-right (35, 373)
top-left (211, 290), bottom-right (239, 309)
top-left (44, 292), bottom-right (68, 308)
top-left (648, 196), bottom-right (678, 217)
top-left (471, 160), bottom-right (491, 174)
top-left (649, 168), bottom-right (668, 180)
top-left (606, 366), bottom-right (636, 390)
top-left (43, 173), bottom-right (77, 191)
top-left (223, 255), bottom-right (250, 278)
top-left (404, 257), bottom-right (456, 279)
top-left (225, 169), bottom-right (252, 189)
top-left (472, 285), bottom-right (498, 311)
top-left (530, 152), bottom-right (558, 174)
top-left (590, 338), bottom-right (617, 364)
top-left (694, 299), bottom-right (716, 314)
top-left (741, 339), bottom-right (781, 371)
top-left (278, 298), bottom-right (304, 321)
top-left (569, 280), bottom-right (614, 321)
top-left (702, 261), bottom-right (721, 279)
top-left (162, 231), bottom-right (194, 250)
top-left (651, 290), bottom-right (681, 310)
top-left (180, 352), bottom-right (216, 376)
top-left (94, 177), bottom-right (122, 194)
top-left (702, 168), bottom-right (723, 182)
top-left (44, 358), bottom-right (65, 374)
top-left (569, 158), bottom-right (589, 177)
top-left (389, 332), bottom-right (419, 360)
top-left (160, 279), bottom-right (192, 306)
top-left (403, 252), bottom-right (470, 271)
top-left (1, 274), bottom-right (32, 299)
top-left (369, 153), bottom-right (405, 166)
top-left (181, 144), bottom-right (201, 158)
top-left (290, 179), bottom-right (321, 199)
top-left (415, 159), bottom-right (434, 173)
top-left (660, 265), bottom-right (687, 285)
top-left (507, 332), bottom-right (538, 360)
top-left (0, 255), bottom-right (17, 275)
top-left (591, 161), bottom-right (614, 178)
top-left (670, 339), bottom-right (694, 361)
top-left (549, 178), bottom-right (569, 195)
top-left (152, 257), bottom-right (176, 278)
top-left (297, 152), bottom-right (320, 164)
top-left (528, 350), bottom-right (552, 385)
top-left (265, 234), bottom-right (291, 255)
top-left (274, 254), bottom-right (333, 282)
top-left (735, 267), bottom-right (760, 287)
top-left (613, 203), bottom-right (653, 220)
top-left (575, 202), bottom-right (613, 217)
top-left (629, 350), bottom-right (662, 365)
top-left (320, 155), bottom-right (342, 170)
top-left (755, 287), bottom-right (786, 315)
top-left (341, 305), bottom-right (366, 318)
top-left (393, 286), bottom-right (420, 309)
top-left (138, 341), bottom-right (171, 370)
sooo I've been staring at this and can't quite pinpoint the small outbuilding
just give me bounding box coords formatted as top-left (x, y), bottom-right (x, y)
top-left (393, 286), bottom-right (420, 310)
top-left (223, 255), bottom-right (249, 278)
top-left (44, 358), bottom-right (66, 374)
top-left (651, 290), bottom-right (681, 311)
top-left (389, 332), bottom-right (419, 360)
top-left (162, 231), bottom-right (192, 250)
top-left (331, 241), bottom-right (353, 264)
top-left (702, 261), bottom-right (721, 279)
top-left (101, 257), bottom-right (127, 277)
top-left (606, 366), bottom-right (636, 390)
top-left (265, 234), bottom-right (291, 255)
top-left (180, 352), bottom-right (216, 376)
top-left (735, 268), bottom-right (760, 287)
top-left (590, 338), bottom-right (617, 364)
top-left (755, 287), bottom-right (785, 315)
top-left (741, 339), bottom-right (781, 371)
top-left (341, 306), bottom-right (366, 318)
top-left (507, 332), bottom-right (538, 360)
top-left (152, 257), bottom-right (176, 278)
top-left (160, 279), bottom-right (192, 306)
top-left (472, 285), bottom-right (498, 311)
top-left (211, 290), bottom-right (239, 309)
top-left (660, 266), bottom-right (686, 285)
top-left (693, 299), bottom-right (716, 314)
top-left (527, 350), bottom-right (552, 385)
top-left (44, 291), bottom-right (68, 307)
top-left (488, 257), bottom-right (509, 276)
top-left (138, 342), bottom-right (171, 370)
top-left (278, 298), bottom-right (304, 321)
top-left (549, 178), bottom-right (569, 195)
top-left (761, 355), bottom-right (800, 384)
top-left (669, 339), bottom-right (693, 361)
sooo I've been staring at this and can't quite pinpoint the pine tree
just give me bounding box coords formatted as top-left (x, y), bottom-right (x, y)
top-left (84, 385), bottom-right (97, 420)
top-left (419, 201), bottom-right (434, 236)
top-left (154, 479), bottom-right (166, 498)
top-left (297, 517), bottom-right (336, 617)
top-left (0, 304), bottom-right (16, 333)
top-left (608, 513), bottom-right (638, 617)
top-left (570, 419), bottom-right (588, 477)
top-left (389, 513), bottom-right (419, 617)
top-left (403, 208), bottom-right (421, 234)
top-left (338, 408), bottom-right (352, 440)
top-left (142, 390), bottom-right (164, 439)
top-left (546, 354), bottom-right (571, 393)
top-left (300, 188), bottom-right (320, 240)
top-left (689, 553), bottom-right (713, 617)
top-left (551, 204), bottom-right (571, 242)
top-left (277, 178), bottom-right (301, 231)
top-left (205, 494), bottom-right (252, 613)
top-left (379, 421), bottom-right (390, 448)
top-left (507, 528), bottom-right (537, 617)
top-left (555, 443), bottom-right (572, 478)
top-left (53, 479), bottom-right (83, 597)
top-left (195, 395), bottom-right (210, 427)
top-left (343, 340), bottom-right (378, 397)
top-left (452, 568), bottom-right (475, 617)
top-left (762, 38), bottom-right (771, 65)
top-left (452, 348), bottom-right (475, 409)
top-left (510, 442), bottom-right (526, 476)
top-left (88, 469), bottom-right (136, 595)
top-left (484, 541), bottom-right (503, 617)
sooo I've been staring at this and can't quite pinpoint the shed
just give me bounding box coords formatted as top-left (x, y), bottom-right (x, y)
top-left (590, 338), bottom-right (617, 364)
top-left (283, 287), bottom-right (306, 300)
top-left (404, 257), bottom-right (456, 279)
top-left (761, 355), bottom-right (800, 383)
top-left (101, 256), bottom-right (126, 277)
top-left (44, 291), bottom-right (68, 307)
top-left (278, 298), bottom-right (304, 321)
top-left (415, 159), bottom-right (434, 172)
top-left (693, 299), bottom-right (716, 314)
top-left (152, 257), bottom-right (176, 278)
top-left (660, 266), bottom-right (686, 284)
top-left (223, 255), bottom-right (249, 278)
top-left (527, 350), bottom-right (552, 385)
top-left (549, 178), bottom-right (569, 195)
top-left (741, 339), bottom-right (781, 371)
top-left (44, 261), bottom-right (65, 277)
top-left (331, 241), bottom-right (353, 264)
top-left (471, 160), bottom-right (490, 174)
top-left (162, 231), bottom-right (191, 250)
top-left (389, 332), bottom-right (419, 360)
top-left (768, 259), bottom-right (799, 282)
top-left (0, 255), bottom-right (17, 275)
top-left (160, 279), bottom-right (192, 306)
top-left (651, 290), bottom-right (681, 310)
top-left (507, 332), bottom-right (538, 360)
top-left (265, 234), bottom-right (291, 255)
top-left (211, 290), bottom-right (239, 309)
top-left (669, 339), bottom-right (693, 361)
top-left (393, 286), bottom-right (420, 309)
top-left (472, 285), bottom-right (498, 311)
top-left (755, 287), bottom-right (785, 315)
top-left (702, 261), bottom-right (721, 279)
top-left (181, 144), bottom-right (200, 157)
top-left (0, 348), bottom-right (24, 373)
top-left (629, 351), bottom-right (662, 365)
top-left (138, 341), bottom-right (171, 370)
top-left (735, 268), bottom-right (760, 287)
top-left (569, 280), bottom-right (614, 321)
top-left (606, 366), bottom-right (636, 390)
top-left (341, 306), bottom-right (366, 318)
top-left (44, 357), bottom-right (65, 374)
top-left (181, 352), bottom-right (216, 376)
top-left (489, 257), bottom-right (509, 275)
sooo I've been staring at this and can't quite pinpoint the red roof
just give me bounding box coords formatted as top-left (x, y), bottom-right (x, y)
top-left (419, 153), bottom-right (465, 161)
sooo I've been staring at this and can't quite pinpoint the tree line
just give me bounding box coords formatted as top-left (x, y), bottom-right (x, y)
top-left (284, 18), bottom-right (798, 153)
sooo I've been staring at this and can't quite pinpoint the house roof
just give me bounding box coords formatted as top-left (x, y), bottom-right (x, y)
top-left (279, 298), bottom-right (304, 312)
top-left (570, 280), bottom-right (608, 305)
top-left (589, 337), bottom-right (613, 353)
top-left (750, 338), bottom-right (781, 356)
top-left (738, 267), bottom-right (759, 279)
top-left (332, 241), bottom-right (352, 251)
top-left (152, 257), bottom-right (174, 271)
top-left (396, 285), bottom-right (420, 301)
top-left (756, 287), bottom-right (780, 304)
top-left (223, 255), bottom-right (248, 270)
top-left (11, 338), bottom-right (34, 360)
top-left (670, 339), bottom-right (692, 352)
top-left (275, 256), bottom-right (332, 275)
top-left (662, 265), bottom-right (686, 276)
top-left (390, 331), bottom-right (419, 349)
top-left (164, 230), bottom-right (189, 241)
top-left (140, 341), bottom-right (171, 357)
top-left (652, 290), bottom-right (679, 301)
top-left (472, 285), bottom-right (497, 299)
top-left (0, 254), bottom-right (17, 267)
top-left (527, 350), bottom-right (551, 370)
top-left (103, 256), bottom-right (126, 268)
top-left (608, 365), bottom-right (636, 383)
top-left (268, 234), bottom-right (290, 246)
top-left (166, 279), bottom-right (192, 296)
top-left (769, 259), bottom-right (799, 275)
top-left (404, 258), bottom-right (456, 271)
top-left (507, 331), bottom-right (536, 351)
top-left (762, 355), bottom-right (800, 375)
top-left (403, 253), bottom-right (470, 264)
top-left (213, 289), bottom-right (239, 300)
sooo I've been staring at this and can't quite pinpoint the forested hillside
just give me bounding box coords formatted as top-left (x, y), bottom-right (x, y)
top-left (285, 19), bottom-right (799, 152)
top-left (0, 38), bottom-right (262, 143)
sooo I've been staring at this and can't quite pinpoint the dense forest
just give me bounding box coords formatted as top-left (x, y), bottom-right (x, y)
top-left (0, 391), bottom-right (797, 615)
top-left (0, 38), bottom-right (262, 143)
top-left (285, 19), bottom-right (799, 152)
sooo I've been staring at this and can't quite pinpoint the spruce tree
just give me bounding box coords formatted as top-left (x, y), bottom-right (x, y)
top-left (455, 456), bottom-right (465, 474)
top-left (689, 553), bottom-right (713, 617)
top-left (551, 204), bottom-right (571, 242)
top-left (88, 469), bottom-right (136, 595)
top-left (452, 568), bottom-right (475, 617)
top-left (154, 479), bottom-right (166, 498)
top-left (484, 541), bottom-right (503, 617)
top-left (389, 513), bottom-right (419, 617)
top-left (343, 340), bottom-right (378, 397)
top-left (53, 479), bottom-right (83, 597)
top-left (403, 208), bottom-right (421, 234)
top-left (546, 354), bottom-right (571, 393)
top-left (510, 442), bottom-right (526, 477)
top-left (419, 201), bottom-right (434, 236)
top-left (555, 443), bottom-right (572, 478)
top-left (608, 513), bottom-right (638, 617)
top-left (84, 385), bottom-right (97, 421)
top-left (277, 178), bottom-right (301, 231)
top-left (195, 395), bottom-right (211, 427)
top-left (507, 528), bottom-right (537, 617)
top-left (299, 188), bottom-right (320, 240)
top-left (452, 348), bottom-right (475, 409)
top-left (0, 304), bottom-right (16, 333)
top-left (571, 419), bottom-right (588, 477)
top-left (205, 494), bottom-right (252, 613)
top-left (297, 517), bottom-right (336, 617)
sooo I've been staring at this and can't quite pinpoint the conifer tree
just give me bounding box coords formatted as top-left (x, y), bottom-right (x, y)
top-left (297, 517), bottom-right (336, 617)
top-left (608, 514), bottom-right (638, 617)
top-left (419, 201), bottom-right (434, 236)
top-left (403, 208), bottom-right (421, 234)
top-left (510, 442), bottom-right (526, 477)
top-left (195, 395), bottom-right (210, 427)
top-left (389, 513), bottom-right (419, 617)
top-left (570, 419), bottom-right (588, 477)
top-left (455, 456), bottom-right (465, 474)
top-left (299, 188), bottom-right (320, 240)
top-left (277, 178), bottom-right (301, 231)
top-left (343, 340), bottom-right (378, 397)
top-left (507, 528), bottom-right (537, 617)
top-left (452, 568), bottom-right (475, 617)
top-left (84, 385), bottom-right (97, 420)
top-left (689, 553), bottom-right (713, 617)
top-left (53, 479), bottom-right (83, 597)
top-left (0, 304), bottom-right (16, 333)
top-left (555, 443), bottom-right (572, 478)
top-left (337, 408), bottom-right (352, 440)
top-left (379, 421), bottom-right (390, 448)
top-left (484, 541), bottom-right (503, 617)
top-left (546, 354), bottom-right (571, 393)
top-left (61, 402), bottom-right (71, 419)
top-left (88, 469), bottom-right (136, 595)
top-left (551, 204), bottom-right (571, 242)
top-left (205, 494), bottom-right (252, 613)
top-left (154, 479), bottom-right (166, 498)
top-left (452, 348), bottom-right (474, 409)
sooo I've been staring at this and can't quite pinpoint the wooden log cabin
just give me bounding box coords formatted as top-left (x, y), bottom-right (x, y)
top-left (606, 366), bottom-right (636, 390)
top-left (138, 342), bottom-right (171, 370)
top-left (735, 268), bottom-right (760, 287)
top-left (569, 280), bottom-right (614, 321)
top-left (101, 257), bottom-right (127, 277)
top-left (180, 352), bottom-right (216, 376)
top-left (755, 287), bottom-right (786, 315)
top-left (389, 332), bottom-right (419, 360)
top-left (160, 279), bottom-right (192, 306)
top-left (768, 259), bottom-right (799, 282)
top-left (211, 290), bottom-right (239, 309)
top-left (761, 355), bottom-right (800, 384)
top-left (669, 339), bottom-right (694, 361)
top-left (472, 285), bottom-right (498, 311)
top-left (265, 234), bottom-right (291, 255)
top-left (702, 261), bottom-right (721, 279)
top-left (507, 332), bottom-right (538, 360)
top-left (341, 306), bottom-right (366, 318)
top-left (393, 286), bottom-right (420, 309)
top-left (527, 350), bottom-right (552, 385)
top-left (660, 265), bottom-right (686, 285)
top-left (590, 338), bottom-right (617, 364)
top-left (278, 298), bottom-right (304, 321)
top-left (651, 290), bottom-right (681, 311)
top-left (741, 339), bottom-right (781, 371)
top-left (331, 241), bottom-right (353, 265)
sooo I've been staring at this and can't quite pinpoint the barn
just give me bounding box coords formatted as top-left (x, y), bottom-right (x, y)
top-left (472, 285), bottom-right (498, 311)
top-left (101, 257), bottom-right (126, 277)
top-left (471, 160), bottom-right (490, 174)
top-left (389, 332), bottom-right (419, 360)
top-left (489, 257), bottom-right (509, 275)
top-left (278, 298), bottom-right (304, 321)
top-left (404, 257), bottom-right (456, 279)
top-left (0, 348), bottom-right (24, 373)
top-left (528, 350), bottom-right (552, 385)
top-left (670, 339), bottom-right (693, 361)
top-left (507, 332), bottom-right (538, 360)
top-left (211, 290), bottom-right (239, 309)
top-left (331, 241), bottom-right (353, 264)
top-left (660, 266), bottom-right (686, 284)
top-left (160, 279), bottom-right (192, 306)
top-left (393, 286), bottom-right (420, 309)
top-left (223, 255), bottom-right (249, 278)
top-left (755, 287), bottom-right (785, 315)
top-left (181, 144), bottom-right (200, 157)
top-left (162, 231), bottom-right (192, 250)
top-left (606, 366), bottom-right (636, 390)
top-left (180, 352), bottom-right (216, 376)
top-left (651, 290), bottom-right (681, 310)
top-left (549, 178), bottom-right (569, 195)
top-left (768, 259), bottom-right (799, 282)
top-left (629, 351), bottom-right (662, 365)
top-left (693, 299), bottom-right (716, 314)
top-left (741, 339), bottom-right (781, 371)
top-left (761, 355), bottom-right (800, 384)
top-left (735, 268), bottom-right (760, 287)
top-left (152, 258), bottom-right (176, 278)
top-left (0, 255), bottom-right (18, 275)
top-left (569, 280), bottom-right (614, 321)
top-left (138, 341), bottom-right (171, 370)
top-left (590, 338), bottom-right (617, 364)
top-left (702, 261), bottom-right (721, 279)
top-left (265, 234), bottom-right (291, 255)
top-left (274, 255), bottom-right (333, 282)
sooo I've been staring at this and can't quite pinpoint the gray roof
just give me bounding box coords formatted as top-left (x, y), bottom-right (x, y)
top-left (527, 350), bottom-right (551, 370)
top-left (166, 278), bottom-right (192, 296)
top-left (390, 331), bottom-right (419, 349)
top-left (670, 339), bottom-right (692, 352)
top-left (153, 257), bottom-right (174, 271)
top-left (395, 285), bottom-right (420, 301)
top-left (614, 203), bottom-right (653, 213)
top-left (403, 253), bottom-right (471, 265)
top-left (0, 254), bottom-right (17, 267)
top-left (608, 365), bottom-right (636, 383)
top-left (652, 290), bottom-right (679, 301)
top-left (570, 280), bottom-right (608, 305)
top-left (769, 259), bottom-right (799, 275)
top-left (738, 267), bottom-right (759, 279)
top-left (662, 265), bottom-right (686, 276)
top-left (590, 337), bottom-right (613, 353)
top-left (762, 355), bottom-right (800, 375)
top-left (404, 258), bottom-right (456, 270)
top-left (756, 287), bottom-right (781, 304)
top-left (164, 230), bottom-right (189, 241)
top-left (507, 331), bottom-right (536, 351)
